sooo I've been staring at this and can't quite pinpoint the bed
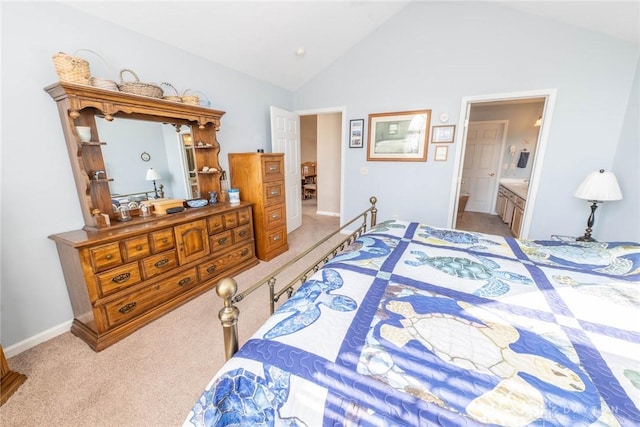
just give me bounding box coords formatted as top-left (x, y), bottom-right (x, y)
top-left (184, 199), bottom-right (640, 426)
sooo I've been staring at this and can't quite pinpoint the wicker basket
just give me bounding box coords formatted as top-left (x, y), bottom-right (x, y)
top-left (161, 82), bottom-right (182, 102)
top-left (181, 89), bottom-right (200, 105)
top-left (118, 69), bottom-right (163, 98)
top-left (75, 49), bottom-right (119, 91)
top-left (52, 52), bottom-right (91, 85)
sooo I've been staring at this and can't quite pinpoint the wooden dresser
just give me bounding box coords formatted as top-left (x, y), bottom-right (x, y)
top-left (1, 344), bottom-right (26, 405)
top-left (229, 153), bottom-right (288, 261)
top-left (49, 203), bottom-right (257, 351)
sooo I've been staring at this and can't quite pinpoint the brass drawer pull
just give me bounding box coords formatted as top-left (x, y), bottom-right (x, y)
top-left (240, 248), bottom-right (249, 257)
top-left (270, 190), bottom-right (279, 196)
top-left (268, 165), bottom-right (277, 171)
top-left (273, 235), bottom-right (281, 241)
top-left (154, 259), bottom-right (169, 268)
top-left (178, 277), bottom-right (191, 286)
top-left (136, 245), bottom-right (142, 250)
top-left (118, 302), bottom-right (136, 314)
top-left (239, 230), bottom-right (248, 237)
top-left (218, 237), bottom-right (228, 244)
top-left (207, 265), bottom-right (217, 273)
top-left (106, 254), bottom-right (113, 260)
top-left (112, 273), bottom-right (131, 284)
top-left (272, 213), bottom-right (280, 219)
top-left (161, 238), bottom-right (168, 243)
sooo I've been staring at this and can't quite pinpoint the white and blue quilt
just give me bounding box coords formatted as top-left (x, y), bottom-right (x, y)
top-left (185, 221), bottom-right (640, 426)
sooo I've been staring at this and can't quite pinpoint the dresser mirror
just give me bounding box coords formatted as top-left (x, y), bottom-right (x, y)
top-left (96, 119), bottom-right (197, 201)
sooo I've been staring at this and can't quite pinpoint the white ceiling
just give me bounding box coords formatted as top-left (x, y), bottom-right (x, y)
top-left (64, 1), bottom-right (639, 91)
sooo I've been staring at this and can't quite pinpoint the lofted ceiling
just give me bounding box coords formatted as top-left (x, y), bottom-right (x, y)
top-left (64, 1), bottom-right (639, 91)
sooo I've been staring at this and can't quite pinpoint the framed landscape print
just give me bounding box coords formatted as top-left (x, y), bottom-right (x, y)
top-left (431, 125), bottom-right (456, 143)
top-left (349, 119), bottom-right (364, 148)
top-left (367, 109), bottom-right (431, 161)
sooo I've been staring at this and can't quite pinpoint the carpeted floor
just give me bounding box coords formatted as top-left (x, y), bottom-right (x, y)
top-left (1, 199), bottom-right (339, 426)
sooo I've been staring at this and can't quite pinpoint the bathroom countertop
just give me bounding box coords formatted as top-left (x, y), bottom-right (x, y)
top-left (500, 179), bottom-right (529, 200)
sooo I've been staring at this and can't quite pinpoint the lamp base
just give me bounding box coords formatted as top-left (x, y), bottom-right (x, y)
top-left (576, 235), bottom-right (596, 242)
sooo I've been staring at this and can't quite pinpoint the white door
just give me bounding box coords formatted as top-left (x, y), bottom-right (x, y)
top-left (270, 106), bottom-right (302, 233)
top-left (461, 122), bottom-right (504, 213)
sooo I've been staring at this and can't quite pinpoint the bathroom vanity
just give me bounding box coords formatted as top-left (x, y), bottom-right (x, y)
top-left (496, 180), bottom-right (529, 238)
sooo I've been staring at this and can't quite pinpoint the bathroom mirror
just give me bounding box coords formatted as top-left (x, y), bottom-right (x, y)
top-left (97, 119), bottom-right (196, 201)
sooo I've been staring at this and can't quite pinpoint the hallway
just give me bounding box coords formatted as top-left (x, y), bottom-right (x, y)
top-left (456, 211), bottom-right (513, 237)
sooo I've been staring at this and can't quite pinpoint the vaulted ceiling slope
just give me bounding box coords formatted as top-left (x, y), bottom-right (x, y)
top-left (64, 1), bottom-right (639, 91)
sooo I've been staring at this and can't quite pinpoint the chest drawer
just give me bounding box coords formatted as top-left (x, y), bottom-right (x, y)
top-left (264, 225), bottom-right (287, 253)
top-left (198, 242), bottom-right (255, 282)
top-left (141, 250), bottom-right (178, 280)
top-left (261, 156), bottom-right (284, 181)
top-left (121, 235), bottom-right (150, 262)
top-left (96, 262), bottom-right (142, 296)
top-left (237, 207), bottom-right (251, 225)
top-left (149, 229), bottom-right (175, 253)
top-left (104, 268), bottom-right (198, 327)
top-left (223, 212), bottom-right (238, 229)
top-left (264, 181), bottom-right (284, 207)
top-left (210, 230), bottom-right (233, 252)
top-left (264, 204), bottom-right (285, 229)
top-left (233, 224), bottom-right (253, 243)
top-left (207, 214), bottom-right (224, 235)
top-left (89, 243), bottom-right (123, 273)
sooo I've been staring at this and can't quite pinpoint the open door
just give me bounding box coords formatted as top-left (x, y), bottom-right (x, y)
top-left (270, 106), bottom-right (302, 233)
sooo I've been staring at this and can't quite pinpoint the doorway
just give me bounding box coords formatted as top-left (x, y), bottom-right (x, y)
top-left (449, 89), bottom-right (556, 239)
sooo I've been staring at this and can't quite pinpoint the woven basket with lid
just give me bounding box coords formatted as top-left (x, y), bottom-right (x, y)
top-left (118, 69), bottom-right (163, 98)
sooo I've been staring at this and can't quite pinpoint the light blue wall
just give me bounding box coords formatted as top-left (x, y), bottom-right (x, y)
top-left (294, 1), bottom-right (639, 241)
top-left (1, 1), bottom-right (638, 350)
top-left (0, 2), bottom-right (291, 348)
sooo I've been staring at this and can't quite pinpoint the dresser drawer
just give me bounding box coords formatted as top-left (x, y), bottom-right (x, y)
top-left (237, 207), bottom-right (251, 225)
top-left (223, 212), bottom-right (238, 229)
top-left (207, 214), bottom-right (224, 235)
top-left (261, 156), bottom-right (284, 181)
top-left (264, 181), bottom-right (285, 207)
top-left (233, 224), bottom-right (253, 243)
top-left (265, 225), bottom-right (287, 252)
top-left (210, 230), bottom-right (233, 252)
top-left (149, 228), bottom-right (175, 253)
top-left (198, 243), bottom-right (255, 282)
top-left (96, 262), bottom-right (142, 296)
top-left (141, 250), bottom-right (178, 280)
top-left (121, 235), bottom-right (150, 262)
top-left (264, 204), bottom-right (286, 229)
top-left (89, 242), bottom-right (123, 273)
top-left (104, 268), bottom-right (198, 327)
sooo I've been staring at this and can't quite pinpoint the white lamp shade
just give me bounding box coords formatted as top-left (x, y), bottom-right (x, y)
top-left (574, 169), bottom-right (623, 201)
top-left (145, 168), bottom-right (162, 181)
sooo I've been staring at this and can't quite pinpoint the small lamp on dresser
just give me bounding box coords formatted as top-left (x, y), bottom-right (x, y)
top-left (146, 168), bottom-right (162, 199)
top-left (574, 169), bottom-right (623, 242)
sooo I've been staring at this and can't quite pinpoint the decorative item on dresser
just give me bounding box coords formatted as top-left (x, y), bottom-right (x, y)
top-left (228, 153), bottom-right (288, 261)
top-left (45, 81), bottom-right (259, 350)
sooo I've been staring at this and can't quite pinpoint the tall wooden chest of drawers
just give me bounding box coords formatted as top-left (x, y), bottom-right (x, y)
top-left (228, 153), bottom-right (288, 261)
top-left (49, 202), bottom-right (258, 351)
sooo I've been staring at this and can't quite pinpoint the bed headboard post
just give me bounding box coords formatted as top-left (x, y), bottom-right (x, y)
top-left (216, 278), bottom-right (240, 360)
top-left (369, 196), bottom-right (377, 227)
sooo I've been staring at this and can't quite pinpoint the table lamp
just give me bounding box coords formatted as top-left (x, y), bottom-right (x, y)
top-left (574, 169), bottom-right (622, 242)
top-left (146, 168), bottom-right (162, 199)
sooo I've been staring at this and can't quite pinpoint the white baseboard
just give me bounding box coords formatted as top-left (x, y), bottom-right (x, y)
top-left (316, 210), bottom-right (339, 217)
top-left (4, 320), bottom-right (72, 358)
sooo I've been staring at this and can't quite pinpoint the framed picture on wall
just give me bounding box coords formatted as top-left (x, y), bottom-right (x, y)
top-left (431, 125), bottom-right (456, 143)
top-left (434, 145), bottom-right (449, 161)
top-left (367, 109), bottom-right (431, 161)
top-left (349, 119), bottom-right (364, 148)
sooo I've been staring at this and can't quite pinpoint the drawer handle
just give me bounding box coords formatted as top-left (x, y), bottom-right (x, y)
top-left (106, 254), bottom-right (113, 260)
top-left (240, 248), bottom-right (249, 257)
top-left (161, 238), bottom-right (168, 243)
top-left (154, 259), bottom-right (169, 268)
top-left (136, 245), bottom-right (142, 251)
top-left (273, 235), bottom-right (281, 241)
top-left (271, 213), bottom-right (280, 219)
top-left (207, 265), bottom-right (217, 273)
top-left (239, 230), bottom-right (248, 237)
top-left (218, 237), bottom-right (228, 244)
top-left (178, 277), bottom-right (191, 286)
top-left (269, 165), bottom-right (276, 171)
top-left (270, 190), bottom-right (279, 196)
top-left (118, 302), bottom-right (136, 314)
top-left (112, 272), bottom-right (131, 284)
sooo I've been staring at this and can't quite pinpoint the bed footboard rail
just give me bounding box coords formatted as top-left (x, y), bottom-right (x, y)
top-left (217, 196), bottom-right (377, 359)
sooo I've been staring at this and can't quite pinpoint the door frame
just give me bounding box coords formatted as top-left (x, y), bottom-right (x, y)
top-left (295, 106), bottom-right (346, 222)
top-left (447, 88), bottom-right (557, 238)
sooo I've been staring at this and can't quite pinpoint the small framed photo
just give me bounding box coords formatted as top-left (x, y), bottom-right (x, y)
top-left (434, 145), bottom-right (449, 161)
top-left (349, 119), bottom-right (364, 148)
top-left (431, 125), bottom-right (456, 143)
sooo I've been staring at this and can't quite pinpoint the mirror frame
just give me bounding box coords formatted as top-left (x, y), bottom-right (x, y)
top-left (45, 82), bottom-right (225, 231)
